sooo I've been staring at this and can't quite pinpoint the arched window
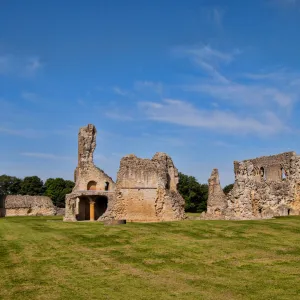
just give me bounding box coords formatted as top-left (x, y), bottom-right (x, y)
top-left (105, 182), bottom-right (109, 191)
top-left (87, 181), bottom-right (97, 190)
top-left (281, 168), bottom-right (287, 180)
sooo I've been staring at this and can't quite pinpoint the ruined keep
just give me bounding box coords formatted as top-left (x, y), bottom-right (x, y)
top-left (0, 195), bottom-right (55, 217)
top-left (64, 124), bottom-right (185, 222)
top-left (205, 152), bottom-right (300, 219)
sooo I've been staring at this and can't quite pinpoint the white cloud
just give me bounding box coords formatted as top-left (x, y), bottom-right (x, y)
top-left (21, 152), bottom-right (72, 160)
top-left (0, 127), bottom-right (42, 138)
top-left (134, 80), bottom-right (163, 96)
top-left (21, 92), bottom-right (40, 103)
top-left (0, 55), bottom-right (12, 74)
top-left (112, 86), bottom-right (130, 96)
top-left (77, 98), bottom-right (86, 106)
top-left (24, 57), bottom-right (42, 76)
top-left (105, 111), bottom-right (133, 121)
top-left (175, 45), bottom-right (297, 108)
top-left (106, 45), bottom-right (297, 137)
top-left (140, 99), bottom-right (287, 135)
top-left (186, 82), bottom-right (295, 107)
top-left (271, 0), bottom-right (299, 5)
top-left (214, 140), bottom-right (236, 148)
top-left (175, 45), bottom-right (239, 66)
top-left (211, 8), bottom-right (224, 27)
top-left (173, 45), bottom-right (240, 83)
top-left (290, 78), bottom-right (300, 86)
top-left (0, 53), bottom-right (43, 77)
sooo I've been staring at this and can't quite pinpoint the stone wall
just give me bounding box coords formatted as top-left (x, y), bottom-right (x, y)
top-left (205, 151), bottom-right (300, 220)
top-left (0, 195), bottom-right (55, 217)
top-left (206, 169), bottom-right (227, 218)
top-left (104, 153), bottom-right (185, 222)
top-left (65, 125), bottom-right (186, 223)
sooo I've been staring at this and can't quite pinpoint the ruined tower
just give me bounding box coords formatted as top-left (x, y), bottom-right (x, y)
top-left (64, 124), bottom-right (115, 222)
top-left (206, 168), bottom-right (228, 217)
top-left (205, 152), bottom-right (300, 220)
top-left (64, 124), bottom-right (186, 222)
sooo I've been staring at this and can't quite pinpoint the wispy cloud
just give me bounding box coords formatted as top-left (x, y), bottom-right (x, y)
top-left (105, 111), bottom-right (134, 121)
top-left (0, 125), bottom-right (71, 138)
top-left (270, 0), bottom-right (299, 6)
top-left (21, 152), bottom-right (72, 160)
top-left (0, 127), bottom-right (43, 138)
top-left (186, 82), bottom-right (295, 107)
top-left (77, 98), bottom-right (86, 106)
top-left (134, 80), bottom-right (163, 96)
top-left (213, 140), bottom-right (236, 148)
top-left (21, 92), bottom-right (40, 103)
top-left (112, 86), bottom-right (130, 96)
top-left (173, 45), bottom-right (240, 83)
top-left (140, 99), bottom-right (287, 135)
top-left (24, 57), bottom-right (42, 76)
top-left (208, 7), bottom-right (224, 28)
top-left (268, 0), bottom-right (300, 10)
top-left (0, 53), bottom-right (43, 77)
top-left (176, 45), bottom-right (298, 108)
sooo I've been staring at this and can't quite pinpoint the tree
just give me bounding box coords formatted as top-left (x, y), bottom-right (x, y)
top-left (20, 176), bottom-right (44, 196)
top-left (178, 172), bottom-right (208, 213)
top-left (44, 178), bottom-right (74, 207)
top-left (0, 175), bottom-right (22, 195)
top-left (223, 183), bottom-right (234, 195)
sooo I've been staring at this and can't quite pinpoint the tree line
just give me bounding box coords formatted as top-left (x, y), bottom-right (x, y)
top-left (0, 175), bottom-right (74, 208)
top-left (177, 172), bottom-right (234, 213)
top-left (0, 173), bottom-right (234, 212)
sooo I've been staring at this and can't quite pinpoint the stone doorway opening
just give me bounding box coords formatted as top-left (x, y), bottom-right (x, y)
top-left (78, 197), bottom-right (90, 220)
top-left (95, 196), bottom-right (108, 220)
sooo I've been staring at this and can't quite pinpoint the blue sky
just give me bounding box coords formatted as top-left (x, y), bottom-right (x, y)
top-left (1, 0), bottom-right (300, 186)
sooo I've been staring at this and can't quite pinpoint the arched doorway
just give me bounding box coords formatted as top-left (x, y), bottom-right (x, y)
top-left (95, 196), bottom-right (108, 220)
top-left (87, 181), bottom-right (97, 190)
top-left (78, 197), bottom-right (90, 220)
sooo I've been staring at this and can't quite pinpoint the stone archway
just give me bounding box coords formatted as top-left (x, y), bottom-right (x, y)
top-left (95, 196), bottom-right (108, 220)
top-left (87, 181), bottom-right (97, 190)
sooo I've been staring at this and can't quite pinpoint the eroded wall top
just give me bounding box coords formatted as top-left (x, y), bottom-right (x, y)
top-left (116, 152), bottom-right (179, 190)
top-left (78, 124), bottom-right (97, 166)
top-left (234, 151), bottom-right (296, 182)
top-left (73, 124), bottom-right (115, 192)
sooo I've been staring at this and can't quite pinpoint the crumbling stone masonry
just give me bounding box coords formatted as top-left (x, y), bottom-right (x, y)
top-left (64, 124), bottom-right (185, 222)
top-left (0, 195), bottom-right (55, 217)
top-left (206, 169), bottom-right (227, 217)
top-left (205, 152), bottom-right (300, 219)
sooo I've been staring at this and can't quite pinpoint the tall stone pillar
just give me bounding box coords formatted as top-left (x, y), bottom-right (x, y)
top-left (90, 199), bottom-right (95, 221)
top-left (207, 168), bottom-right (227, 216)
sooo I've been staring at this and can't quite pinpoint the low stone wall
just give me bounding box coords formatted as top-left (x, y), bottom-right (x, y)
top-left (0, 195), bottom-right (55, 217)
top-left (54, 207), bottom-right (65, 216)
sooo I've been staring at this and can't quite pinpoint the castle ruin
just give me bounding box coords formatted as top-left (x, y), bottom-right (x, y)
top-left (205, 152), bottom-right (300, 219)
top-left (64, 124), bottom-right (185, 222)
top-left (0, 195), bottom-right (55, 217)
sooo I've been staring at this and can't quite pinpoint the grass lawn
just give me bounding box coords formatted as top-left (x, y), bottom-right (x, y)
top-left (1, 216), bottom-right (300, 300)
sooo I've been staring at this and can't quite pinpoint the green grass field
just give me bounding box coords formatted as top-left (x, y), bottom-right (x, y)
top-left (1, 216), bottom-right (300, 300)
